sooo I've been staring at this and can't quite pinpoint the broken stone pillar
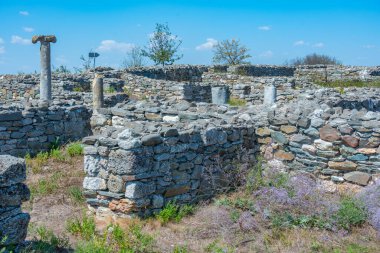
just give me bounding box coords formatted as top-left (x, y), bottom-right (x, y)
top-left (0, 155), bottom-right (30, 246)
top-left (263, 84), bottom-right (276, 105)
top-left (92, 74), bottom-right (104, 109)
top-left (32, 35), bottom-right (57, 102)
top-left (211, 86), bottom-right (229, 105)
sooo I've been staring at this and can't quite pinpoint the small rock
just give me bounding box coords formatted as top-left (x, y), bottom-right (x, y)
top-left (328, 161), bottom-right (357, 171)
top-left (319, 125), bottom-right (340, 142)
top-left (341, 135), bottom-right (359, 148)
top-left (343, 171), bottom-right (371, 186)
top-left (238, 211), bottom-right (258, 232)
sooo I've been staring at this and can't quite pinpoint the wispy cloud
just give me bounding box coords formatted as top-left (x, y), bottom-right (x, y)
top-left (19, 11), bottom-right (29, 16)
top-left (195, 38), bottom-right (218, 51)
top-left (0, 46), bottom-right (5, 54)
top-left (11, 35), bottom-right (31, 45)
top-left (363, 44), bottom-right (376, 49)
top-left (258, 26), bottom-right (271, 31)
top-left (313, 42), bottom-right (324, 48)
top-left (294, 40), bottom-right (306, 46)
top-left (97, 40), bottom-right (134, 53)
top-left (55, 55), bottom-right (68, 64)
top-left (23, 27), bottom-right (34, 33)
top-left (259, 50), bottom-right (274, 58)
top-left (0, 38), bottom-right (4, 44)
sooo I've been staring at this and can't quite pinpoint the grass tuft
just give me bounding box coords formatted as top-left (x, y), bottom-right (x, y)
top-left (156, 202), bottom-right (195, 225)
top-left (66, 142), bottom-right (84, 157)
top-left (227, 97), bottom-right (247, 106)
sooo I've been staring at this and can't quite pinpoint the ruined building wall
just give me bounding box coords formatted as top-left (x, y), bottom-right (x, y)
top-left (0, 104), bottom-right (91, 156)
top-left (82, 102), bottom-right (257, 217)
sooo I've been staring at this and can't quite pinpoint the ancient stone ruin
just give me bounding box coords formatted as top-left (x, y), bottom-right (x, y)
top-left (0, 155), bottom-right (30, 245)
top-left (1, 60), bottom-right (380, 242)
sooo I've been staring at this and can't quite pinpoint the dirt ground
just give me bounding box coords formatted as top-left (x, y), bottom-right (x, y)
top-left (22, 155), bottom-right (380, 253)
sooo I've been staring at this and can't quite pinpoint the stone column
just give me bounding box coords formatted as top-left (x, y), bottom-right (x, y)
top-left (212, 86), bottom-right (229, 105)
top-left (92, 74), bottom-right (104, 109)
top-left (32, 35), bottom-right (57, 102)
top-left (263, 84), bottom-right (276, 105)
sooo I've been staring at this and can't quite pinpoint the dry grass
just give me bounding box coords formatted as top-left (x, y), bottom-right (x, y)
top-left (20, 152), bottom-right (380, 253)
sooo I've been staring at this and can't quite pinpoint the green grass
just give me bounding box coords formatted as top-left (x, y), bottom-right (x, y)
top-left (29, 172), bottom-right (61, 199)
top-left (316, 79), bottom-right (380, 88)
top-left (335, 197), bottom-right (367, 230)
top-left (156, 202), bottom-right (195, 225)
top-left (66, 142), bottom-right (84, 157)
top-left (50, 148), bottom-right (66, 161)
top-left (66, 215), bottom-right (96, 240)
top-left (68, 186), bottom-right (85, 204)
top-left (172, 245), bottom-right (190, 253)
top-left (227, 97), bottom-right (247, 106)
top-left (105, 87), bottom-right (116, 93)
top-left (73, 87), bottom-right (84, 92)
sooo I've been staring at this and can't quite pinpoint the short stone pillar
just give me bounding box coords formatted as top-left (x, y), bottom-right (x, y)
top-left (32, 35), bottom-right (57, 102)
top-left (0, 155), bottom-right (30, 246)
top-left (211, 86), bottom-right (229, 105)
top-left (92, 74), bottom-right (104, 109)
top-left (263, 84), bottom-right (276, 105)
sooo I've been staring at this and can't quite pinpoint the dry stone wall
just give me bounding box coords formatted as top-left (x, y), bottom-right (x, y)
top-left (0, 155), bottom-right (30, 246)
top-left (0, 104), bottom-right (91, 156)
top-left (82, 101), bottom-right (257, 217)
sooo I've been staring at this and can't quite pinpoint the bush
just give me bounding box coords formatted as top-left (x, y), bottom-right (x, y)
top-left (66, 142), bottom-right (83, 157)
top-left (335, 197), bottom-right (367, 230)
top-left (288, 53), bottom-right (341, 66)
top-left (156, 202), bottom-right (195, 225)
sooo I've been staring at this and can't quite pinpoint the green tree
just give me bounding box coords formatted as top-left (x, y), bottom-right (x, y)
top-left (142, 23), bottom-right (183, 66)
top-left (121, 46), bottom-right (145, 68)
top-left (213, 39), bottom-right (251, 65)
top-left (287, 53), bottom-right (341, 66)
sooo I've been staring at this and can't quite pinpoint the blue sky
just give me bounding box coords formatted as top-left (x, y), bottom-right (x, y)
top-left (0, 0), bottom-right (379, 73)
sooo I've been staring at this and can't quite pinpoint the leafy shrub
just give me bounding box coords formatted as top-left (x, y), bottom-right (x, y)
top-left (335, 197), bottom-right (367, 230)
top-left (66, 142), bottom-right (83, 157)
top-left (357, 180), bottom-right (380, 234)
top-left (288, 53), bottom-right (341, 66)
top-left (156, 202), bottom-right (195, 225)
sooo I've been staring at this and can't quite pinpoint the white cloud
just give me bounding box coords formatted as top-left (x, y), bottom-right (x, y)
top-left (259, 50), bottom-right (274, 58)
top-left (195, 38), bottom-right (218, 51)
top-left (23, 27), bottom-right (34, 32)
top-left (363, 44), bottom-right (376, 49)
top-left (294, 40), bottom-right (306, 46)
top-left (313, 42), bottom-right (324, 48)
top-left (11, 35), bottom-right (31, 45)
top-left (97, 40), bottom-right (134, 53)
top-left (0, 46), bottom-right (5, 54)
top-left (258, 26), bottom-right (271, 31)
top-left (19, 11), bottom-right (29, 16)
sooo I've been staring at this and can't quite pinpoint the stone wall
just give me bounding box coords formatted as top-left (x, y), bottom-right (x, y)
top-left (82, 101), bottom-right (257, 217)
top-left (125, 65), bottom-right (208, 82)
top-left (257, 98), bottom-right (380, 186)
top-left (0, 155), bottom-right (30, 246)
top-left (295, 65), bottom-right (380, 82)
top-left (0, 104), bottom-right (91, 156)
